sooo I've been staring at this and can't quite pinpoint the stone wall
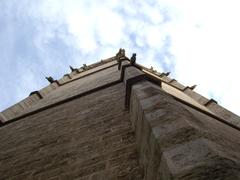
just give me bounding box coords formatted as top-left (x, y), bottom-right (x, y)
top-left (0, 83), bottom-right (143, 180)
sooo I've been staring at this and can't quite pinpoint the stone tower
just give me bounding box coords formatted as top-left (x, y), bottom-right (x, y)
top-left (0, 49), bottom-right (240, 179)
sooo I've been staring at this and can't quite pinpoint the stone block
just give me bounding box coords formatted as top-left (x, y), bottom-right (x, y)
top-left (29, 93), bottom-right (42, 102)
top-left (39, 83), bottom-right (58, 97)
top-left (184, 88), bottom-right (209, 105)
top-left (123, 66), bottom-right (144, 84)
top-left (0, 113), bottom-right (7, 123)
top-left (132, 82), bottom-right (161, 101)
top-left (20, 97), bottom-right (35, 107)
top-left (162, 138), bottom-right (240, 179)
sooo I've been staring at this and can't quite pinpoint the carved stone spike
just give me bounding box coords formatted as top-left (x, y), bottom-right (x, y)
top-left (46, 76), bottom-right (55, 83)
top-left (82, 64), bottom-right (87, 70)
top-left (69, 66), bottom-right (80, 73)
top-left (165, 72), bottom-right (170, 76)
top-left (189, 85), bottom-right (197, 90)
top-left (116, 48), bottom-right (125, 58)
top-left (116, 48), bottom-right (121, 56)
top-left (130, 53), bottom-right (136, 65)
top-left (120, 48), bottom-right (125, 56)
top-left (69, 66), bottom-right (75, 72)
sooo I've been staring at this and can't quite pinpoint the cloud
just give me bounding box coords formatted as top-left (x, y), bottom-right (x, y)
top-left (160, 0), bottom-right (240, 114)
top-left (0, 0), bottom-right (239, 116)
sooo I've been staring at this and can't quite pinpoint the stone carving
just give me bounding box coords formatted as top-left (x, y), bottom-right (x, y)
top-left (165, 72), bottom-right (170, 76)
top-left (69, 66), bottom-right (76, 72)
top-left (130, 53), bottom-right (136, 65)
top-left (45, 76), bottom-right (55, 83)
top-left (116, 48), bottom-right (125, 58)
top-left (69, 66), bottom-right (80, 73)
top-left (189, 84), bottom-right (197, 90)
top-left (82, 64), bottom-right (87, 70)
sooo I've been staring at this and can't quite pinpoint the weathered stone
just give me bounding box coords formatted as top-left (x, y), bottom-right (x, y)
top-left (129, 73), bottom-right (240, 179)
top-left (1, 53), bottom-right (240, 180)
top-left (0, 84), bottom-right (142, 179)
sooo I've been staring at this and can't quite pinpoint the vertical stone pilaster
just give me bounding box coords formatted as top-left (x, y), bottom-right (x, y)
top-left (125, 66), bottom-right (240, 179)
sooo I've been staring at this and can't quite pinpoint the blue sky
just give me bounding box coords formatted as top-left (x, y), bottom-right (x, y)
top-left (0, 0), bottom-right (240, 115)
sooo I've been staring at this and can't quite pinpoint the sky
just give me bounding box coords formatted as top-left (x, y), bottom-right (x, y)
top-left (0, 0), bottom-right (240, 115)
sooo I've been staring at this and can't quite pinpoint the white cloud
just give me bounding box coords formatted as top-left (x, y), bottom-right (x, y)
top-left (161, 0), bottom-right (240, 114)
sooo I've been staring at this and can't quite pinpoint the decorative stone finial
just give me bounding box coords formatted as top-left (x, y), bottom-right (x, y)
top-left (82, 64), bottom-right (88, 70)
top-left (116, 48), bottom-right (126, 58)
top-left (69, 66), bottom-right (76, 72)
top-left (130, 53), bottom-right (136, 65)
top-left (69, 66), bottom-right (80, 73)
top-left (149, 66), bottom-right (157, 73)
top-left (159, 72), bottom-right (170, 77)
top-left (189, 85), bottom-right (197, 90)
top-left (165, 72), bottom-right (170, 76)
top-left (120, 49), bottom-right (125, 56)
top-left (46, 76), bottom-right (55, 83)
